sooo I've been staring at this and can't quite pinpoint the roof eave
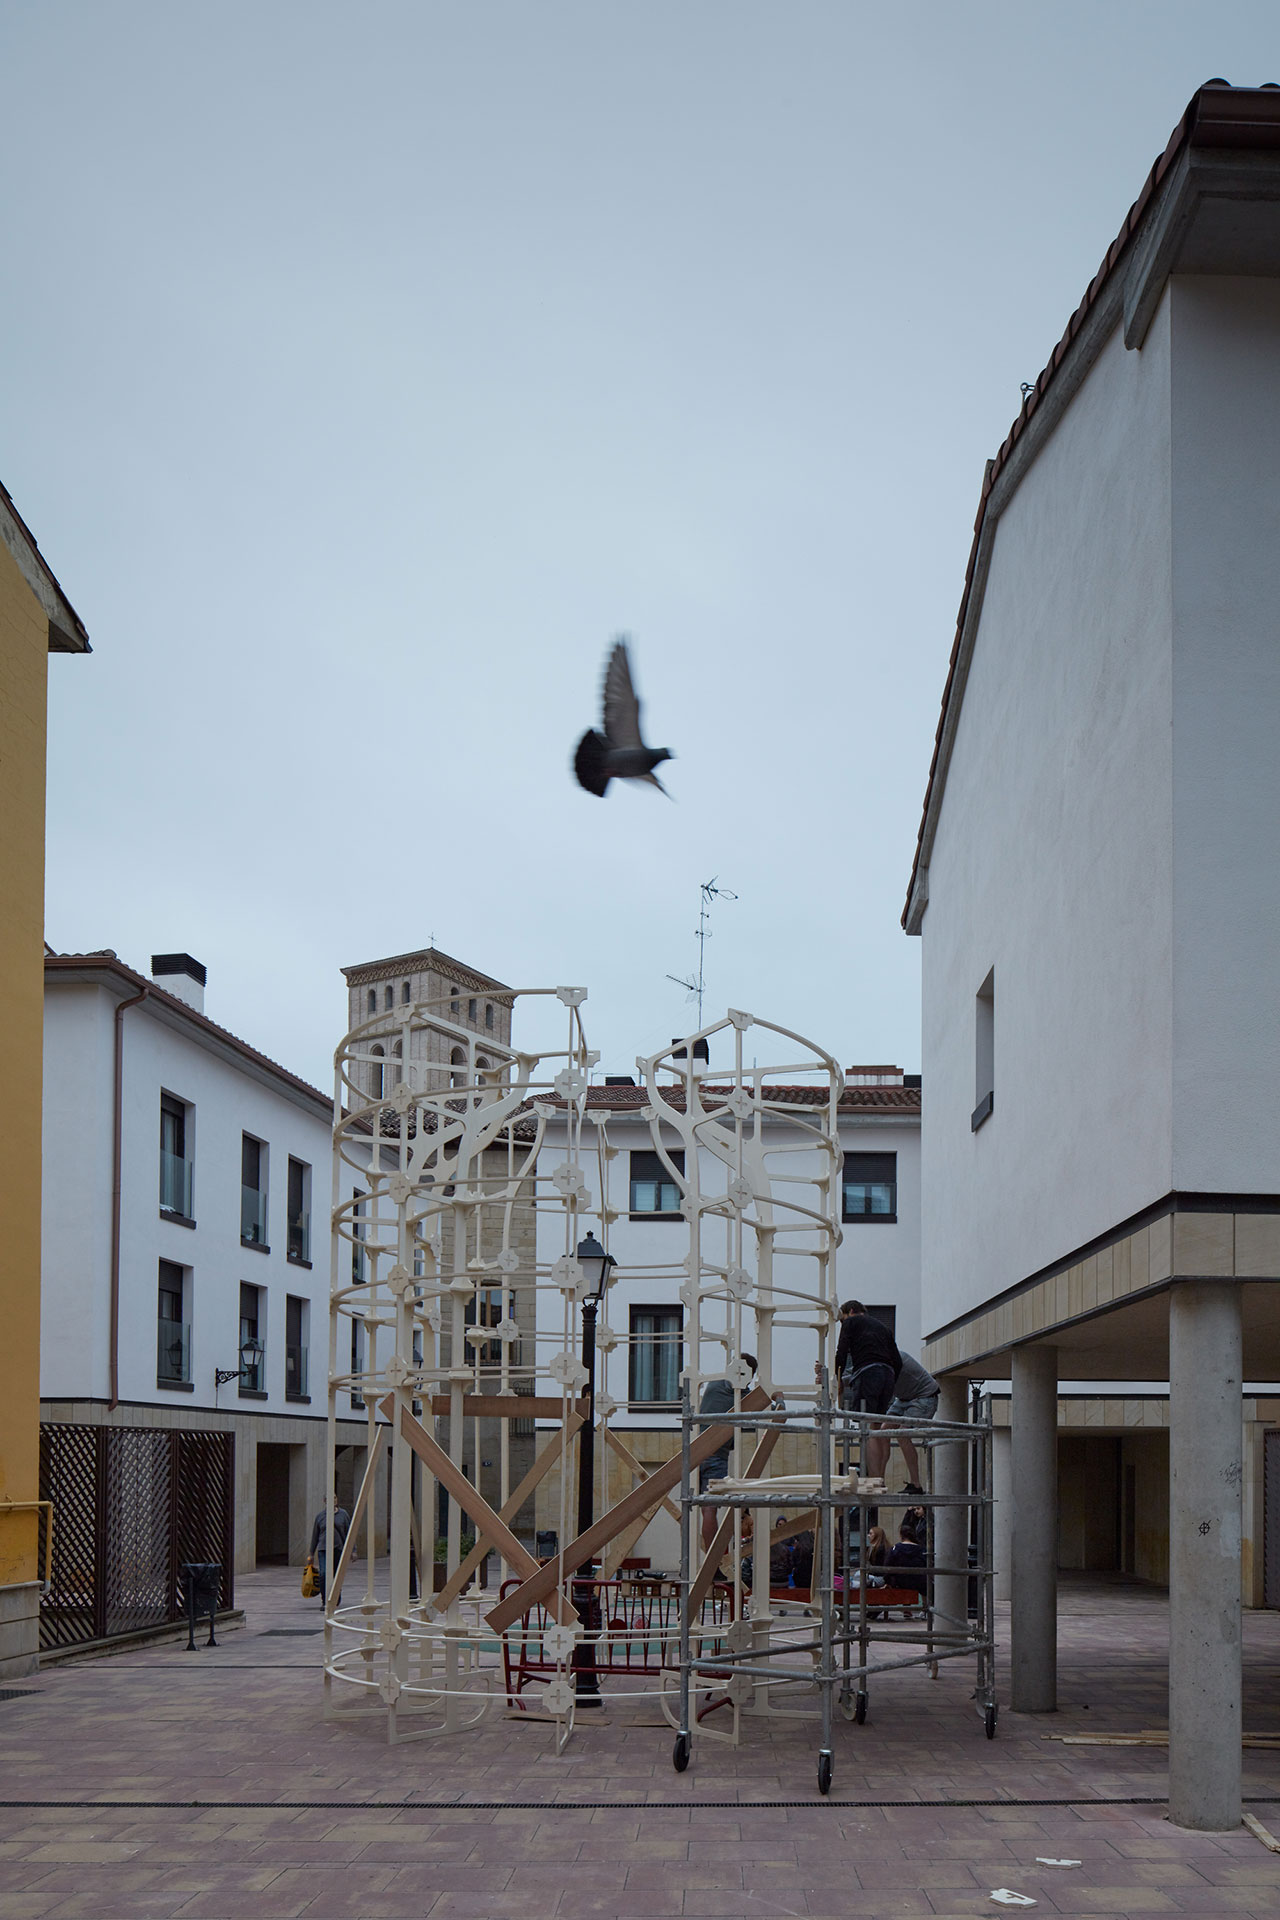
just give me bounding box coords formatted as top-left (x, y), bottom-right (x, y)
top-left (902, 81), bottom-right (1280, 931)
top-left (44, 955), bottom-right (330, 1117)
top-left (0, 482), bottom-right (91, 653)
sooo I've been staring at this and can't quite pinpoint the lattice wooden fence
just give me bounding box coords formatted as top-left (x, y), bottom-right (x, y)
top-left (38, 1424), bottom-right (234, 1650)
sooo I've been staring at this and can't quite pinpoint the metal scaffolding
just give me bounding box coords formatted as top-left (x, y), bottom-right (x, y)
top-left (669, 1373), bottom-right (996, 1794)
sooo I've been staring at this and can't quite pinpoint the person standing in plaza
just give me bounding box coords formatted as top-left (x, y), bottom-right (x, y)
top-left (309, 1501), bottom-right (350, 1603)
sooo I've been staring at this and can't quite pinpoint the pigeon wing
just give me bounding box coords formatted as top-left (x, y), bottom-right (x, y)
top-left (602, 638), bottom-right (645, 748)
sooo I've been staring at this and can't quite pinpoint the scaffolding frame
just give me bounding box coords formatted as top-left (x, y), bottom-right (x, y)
top-left (671, 1370), bottom-right (996, 1795)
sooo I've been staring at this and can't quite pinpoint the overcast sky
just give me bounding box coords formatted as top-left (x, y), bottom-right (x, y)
top-left (3, 3), bottom-right (1276, 1089)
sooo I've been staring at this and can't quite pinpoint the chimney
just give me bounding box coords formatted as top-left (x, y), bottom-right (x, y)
top-left (151, 952), bottom-right (206, 1013)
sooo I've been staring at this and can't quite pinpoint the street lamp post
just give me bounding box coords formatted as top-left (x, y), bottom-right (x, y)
top-left (571, 1231), bottom-right (615, 1706)
top-left (215, 1334), bottom-right (265, 1397)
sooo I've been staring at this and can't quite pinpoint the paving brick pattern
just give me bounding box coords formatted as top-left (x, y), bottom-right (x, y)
top-left (0, 1569), bottom-right (1277, 1917)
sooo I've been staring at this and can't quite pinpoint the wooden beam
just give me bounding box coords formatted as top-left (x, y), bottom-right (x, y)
top-left (685, 1423), bottom-right (785, 1618)
top-left (760, 1508), bottom-right (819, 1548)
top-left (325, 1425), bottom-right (385, 1615)
top-left (599, 1430), bottom-right (682, 1580)
top-left (429, 1394), bottom-right (588, 1421)
top-left (604, 1428), bottom-right (681, 1522)
top-left (380, 1396), bottom-right (578, 1626)
top-left (485, 1388), bottom-right (772, 1633)
top-left (431, 1411), bottom-right (584, 1612)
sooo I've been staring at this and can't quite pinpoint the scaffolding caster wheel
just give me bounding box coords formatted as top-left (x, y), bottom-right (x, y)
top-left (817, 1751), bottom-right (833, 1796)
top-left (984, 1703), bottom-right (998, 1740)
top-left (854, 1691), bottom-right (868, 1724)
top-left (673, 1731), bottom-right (691, 1772)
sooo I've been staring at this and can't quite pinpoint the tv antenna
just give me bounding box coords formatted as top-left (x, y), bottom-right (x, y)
top-left (667, 876), bottom-right (738, 1030)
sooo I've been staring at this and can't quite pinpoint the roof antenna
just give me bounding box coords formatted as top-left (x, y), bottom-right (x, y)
top-left (666, 876), bottom-right (737, 1030)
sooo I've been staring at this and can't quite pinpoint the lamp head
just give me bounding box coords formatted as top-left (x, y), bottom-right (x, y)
top-left (575, 1232), bottom-right (616, 1303)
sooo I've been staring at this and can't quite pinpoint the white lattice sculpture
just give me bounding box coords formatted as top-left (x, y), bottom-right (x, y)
top-left (323, 992), bottom-right (844, 1750)
top-left (325, 984), bottom-right (602, 1744)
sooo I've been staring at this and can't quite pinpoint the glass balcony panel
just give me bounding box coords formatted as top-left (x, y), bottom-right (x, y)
top-left (157, 1320), bottom-right (191, 1382)
top-left (287, 1212), bottom-right (310, 1263)
top-left (241, 1185), bottom-right (268, 1244)
top-left (286, 1343), bottom-right (309, 1397)
top-left (160, 1151), bottom-right (193, 1216)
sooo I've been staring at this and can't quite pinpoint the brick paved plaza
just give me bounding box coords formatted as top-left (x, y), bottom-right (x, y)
top-left (0, 1569), bottom-right (1277, 1918)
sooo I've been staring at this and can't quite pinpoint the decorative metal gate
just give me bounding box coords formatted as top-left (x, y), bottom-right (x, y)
top-left (38, 1424), bottom-right (234, 1651)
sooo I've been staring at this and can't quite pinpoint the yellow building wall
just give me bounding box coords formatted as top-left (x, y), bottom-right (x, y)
top-left (0, 537), bottom-right (50, 1637)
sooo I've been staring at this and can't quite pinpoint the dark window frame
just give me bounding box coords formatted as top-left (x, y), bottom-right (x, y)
top-left (239, 1279), bottom-right (264, 1394)
top-left (629, 1149), bottom-right (685, 1220)
top-left (628, 1304), bottom-right (683, 1405)
top-left (159, 1092), bottom-right (194, 1221)
top-left (285, 1293), bottom-right (309, 1400)
top-left (241, 1133), bottom-right (268, 1248)
top-left (287, 1156), bottom-right (311, 1265)
top-left (842, 1151), bottom-right (898, 1224)
top-left (157, 1258), bottom-right (190, 1384)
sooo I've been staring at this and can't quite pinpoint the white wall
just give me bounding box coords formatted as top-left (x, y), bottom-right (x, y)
top-left (42, 979), bottom-right (332, 1417)
top-left (1170, 278), bottom-right (1280, 1195)
top-left (41, 985), bottom-right (117, 1399)
top-left (535, 1104), bottom-right (922, 1426)
top-left (919, 299), bottom-right (1176, 1334)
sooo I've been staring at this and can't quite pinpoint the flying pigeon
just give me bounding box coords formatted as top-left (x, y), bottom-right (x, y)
top-left (573, 637), bottom-right (674, 797)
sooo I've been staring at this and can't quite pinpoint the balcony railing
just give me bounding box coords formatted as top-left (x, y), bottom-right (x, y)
top-left (160, 1151), bottom-right (193, 1217)
top-left (241, 1185), bottom-right (268, 1245)
top-left (287, 1212), bottom-right (310, 1263)
top-left (285, 1344), bottom-right (309, 1399)
top-left (157, 1320), bottom-right (191, 1383)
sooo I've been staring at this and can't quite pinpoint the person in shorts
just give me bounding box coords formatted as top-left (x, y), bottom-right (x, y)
top-left (885, 1351), bottom-right (940, 1495)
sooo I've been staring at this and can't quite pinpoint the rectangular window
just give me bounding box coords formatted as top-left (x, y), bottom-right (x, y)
top-left (241, 1134), bottom-right (268, 1246)
top-left (351, 1314), bottom-right (366, 1410)
top-left (239, 1280), bottom-right (264, 1392)
top-left (629, 1306), bottom-right (682, 1404)
top-left (629, 1149), bottom-right (685, 1218)
top-left (973, 968), bottom-right (995, 1130)
top-left (351, 1189), bottom-right (366, 1284)
top-left (465, 1287), bottom-right (505, 1365)
top-left (159, 1093), bottom-right (194, 1218)
top-left (287, 1157), bottom-right (311, 1263)
top-left (842, 1152), bottom-right (897, 1222)
top-left (285, 1293), bottom-right (309, 1399)
top-left (157, 1259), bottom-right (190, 1383)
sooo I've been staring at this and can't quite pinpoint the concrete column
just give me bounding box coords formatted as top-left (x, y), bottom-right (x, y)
top-left (992, 1423), bottom-right (1013, 1603)
top-left (933, 1377), bottom-right (969, 1631)
top-left (1011, 1343), bottom-right (1057, 1712)
top-left (1169, 1281), bottom-right (1241, 1831)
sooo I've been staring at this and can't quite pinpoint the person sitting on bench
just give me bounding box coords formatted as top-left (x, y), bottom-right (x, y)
top-left (885, 1518), bottom-right (928, 1597)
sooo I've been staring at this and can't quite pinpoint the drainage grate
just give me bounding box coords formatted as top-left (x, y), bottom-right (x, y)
top-left (258, 1629), bottom-right (321, 1637)
top-left (0, 1690), bottom-right (39, 1702)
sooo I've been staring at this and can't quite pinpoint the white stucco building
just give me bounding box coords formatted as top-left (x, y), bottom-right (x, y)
top-left (531, 1065), bottom-right (922, 1563)
top-left (39, 949), bottom-right (360, 1612)
top-left (904, 80), bottom-right (1280, 1829)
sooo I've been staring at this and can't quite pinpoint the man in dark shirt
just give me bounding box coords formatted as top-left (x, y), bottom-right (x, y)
top-left (828, 1300), bottom-right (902, 1479)
top-left (309, 1502), bottom-right (351, 1603)
top-left (885, 1520), bottom-right (928, 1598)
